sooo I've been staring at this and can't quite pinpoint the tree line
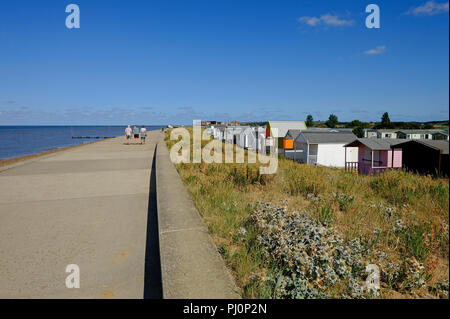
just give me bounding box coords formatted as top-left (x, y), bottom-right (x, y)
top-left (305, 112), bottom-right (447, 138)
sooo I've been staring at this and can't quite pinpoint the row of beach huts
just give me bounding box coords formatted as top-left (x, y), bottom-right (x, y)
top-left (206, 121), bottom-right (449, 177)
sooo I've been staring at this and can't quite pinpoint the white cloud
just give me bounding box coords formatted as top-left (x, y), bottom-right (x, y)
top-left (364, 45), bottom-right (387, 55)
top-left (298, 14), bottom-right (354, 27)
top-left (406, 1), bottom-right (449, 16)
top-left (298, 16), bottom-right (321, 26)
top-left (320, 14), bottom-right (354, 26)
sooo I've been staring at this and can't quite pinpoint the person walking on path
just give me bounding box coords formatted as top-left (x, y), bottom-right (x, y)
top-left (124, 125), bottom-right (132, 145)
top-left (133, 125), bottom-right (140, 144)
top-left (140, 125), bottom-right (147, 145)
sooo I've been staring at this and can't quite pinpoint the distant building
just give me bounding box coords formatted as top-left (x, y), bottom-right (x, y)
top-left (364, 129), bottom-right (378, 139)
top-left (377, 129), bottom-right (398, 139)
top-left (396, 130), bottom-right (436, 140)
top-left (363, 129), bottom-right (399, 139)
top-left (363, 129), bottom-right (449, 141)
top-left (229, 121), bottom-right (241, 126)
top-left (202, 121), bottom-right (223, 126)
top-left (307, 127), bottom-right (354, 132)
top-left (432, 131), bottom-right (449, 141)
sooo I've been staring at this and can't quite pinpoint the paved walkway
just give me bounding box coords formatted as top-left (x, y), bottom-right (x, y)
top-left (0, 130), bottom-right (239, 299)
top-left (0, 132), bottom-right (160, 298)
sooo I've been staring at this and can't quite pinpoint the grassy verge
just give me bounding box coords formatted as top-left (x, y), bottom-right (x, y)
top-left (165, 128), bottom-right (449, 299)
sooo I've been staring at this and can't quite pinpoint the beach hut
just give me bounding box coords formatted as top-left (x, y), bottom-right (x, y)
top-left (283, 129), bottom-right (303, 160)
top-left (213, 126), bottom-right (226, 141)
top-left (292, 131), bottom-right (358, 167)
top-left (344, 138), bottom-right (404, 175)
top-left (224, 126), bottom-right (250, 144)
top-left (394, 139), bottom-right (449, 177)
top-left (236, 127), bottom-right (253, 149)
top-left (236, 127), bottom-right (266, 152)
top-left (265, 121), bottom-right (307, 153)
top-left (205, 126), bottom-right (214, 136)
top-left (256, 126), bottom-right (267, 153)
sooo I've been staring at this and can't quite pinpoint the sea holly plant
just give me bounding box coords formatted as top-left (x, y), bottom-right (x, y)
top-left (249, 202), bottom-right (379, 298)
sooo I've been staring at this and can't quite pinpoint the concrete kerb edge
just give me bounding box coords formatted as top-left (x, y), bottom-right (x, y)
top-left (155, 135), bottom-right (241, 299)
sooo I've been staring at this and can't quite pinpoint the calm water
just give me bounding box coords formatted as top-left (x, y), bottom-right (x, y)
top-left (0, 126), bottom-right (165, 160)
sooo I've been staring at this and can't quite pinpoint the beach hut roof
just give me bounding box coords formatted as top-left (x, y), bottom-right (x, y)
top-left (377, 129), bottom-right (399, 133)
top-left (268, 121), bottom-right (307, 138)
top-left (396, 129), bottom-right (441, 135)
top-left (344, 138), bottom-right (405, 150)
top-left (395, 139), bottom-right (449, 155)
top-left (297, 131), bottom-right (356, 144)
top-left (285, 129), bottom-right (303, 140)
top-left (433, 131), bottom-right (449, 136)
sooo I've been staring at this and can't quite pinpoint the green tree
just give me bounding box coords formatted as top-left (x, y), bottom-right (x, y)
top-left (381, 112), bottom-right (391, 128)
top-left (352, 126), bottom-right (365, 138)
top-left (326, 114), bottom-right (338, 128)
top-left (347, 120), bottom-right (362, 128)
top-left (306, 114), bottom-right (314, 127)
top-left (361, 122), bottom-right (371, 129)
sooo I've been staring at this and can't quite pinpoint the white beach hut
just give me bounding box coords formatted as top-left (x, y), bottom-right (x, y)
top-left (293, 131), bottom-right (358, 168)
top-left (236, 127), bottom-right (266, 151)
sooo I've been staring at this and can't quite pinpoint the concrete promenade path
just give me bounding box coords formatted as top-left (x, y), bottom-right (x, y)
top-left (0, 131), bottom-right (162, 298)
top-left (0, 129), bottom-right (239, 299)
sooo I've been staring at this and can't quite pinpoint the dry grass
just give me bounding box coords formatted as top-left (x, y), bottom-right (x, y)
top-left (165, 129), bottom-right (449, 298)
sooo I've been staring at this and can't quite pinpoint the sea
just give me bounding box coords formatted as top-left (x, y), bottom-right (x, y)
top-left (0, 125), bottom-right (165, 160)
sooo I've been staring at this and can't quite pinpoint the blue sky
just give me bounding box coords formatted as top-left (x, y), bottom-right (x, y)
top-left (0, 0), bottom-right (448, 125)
